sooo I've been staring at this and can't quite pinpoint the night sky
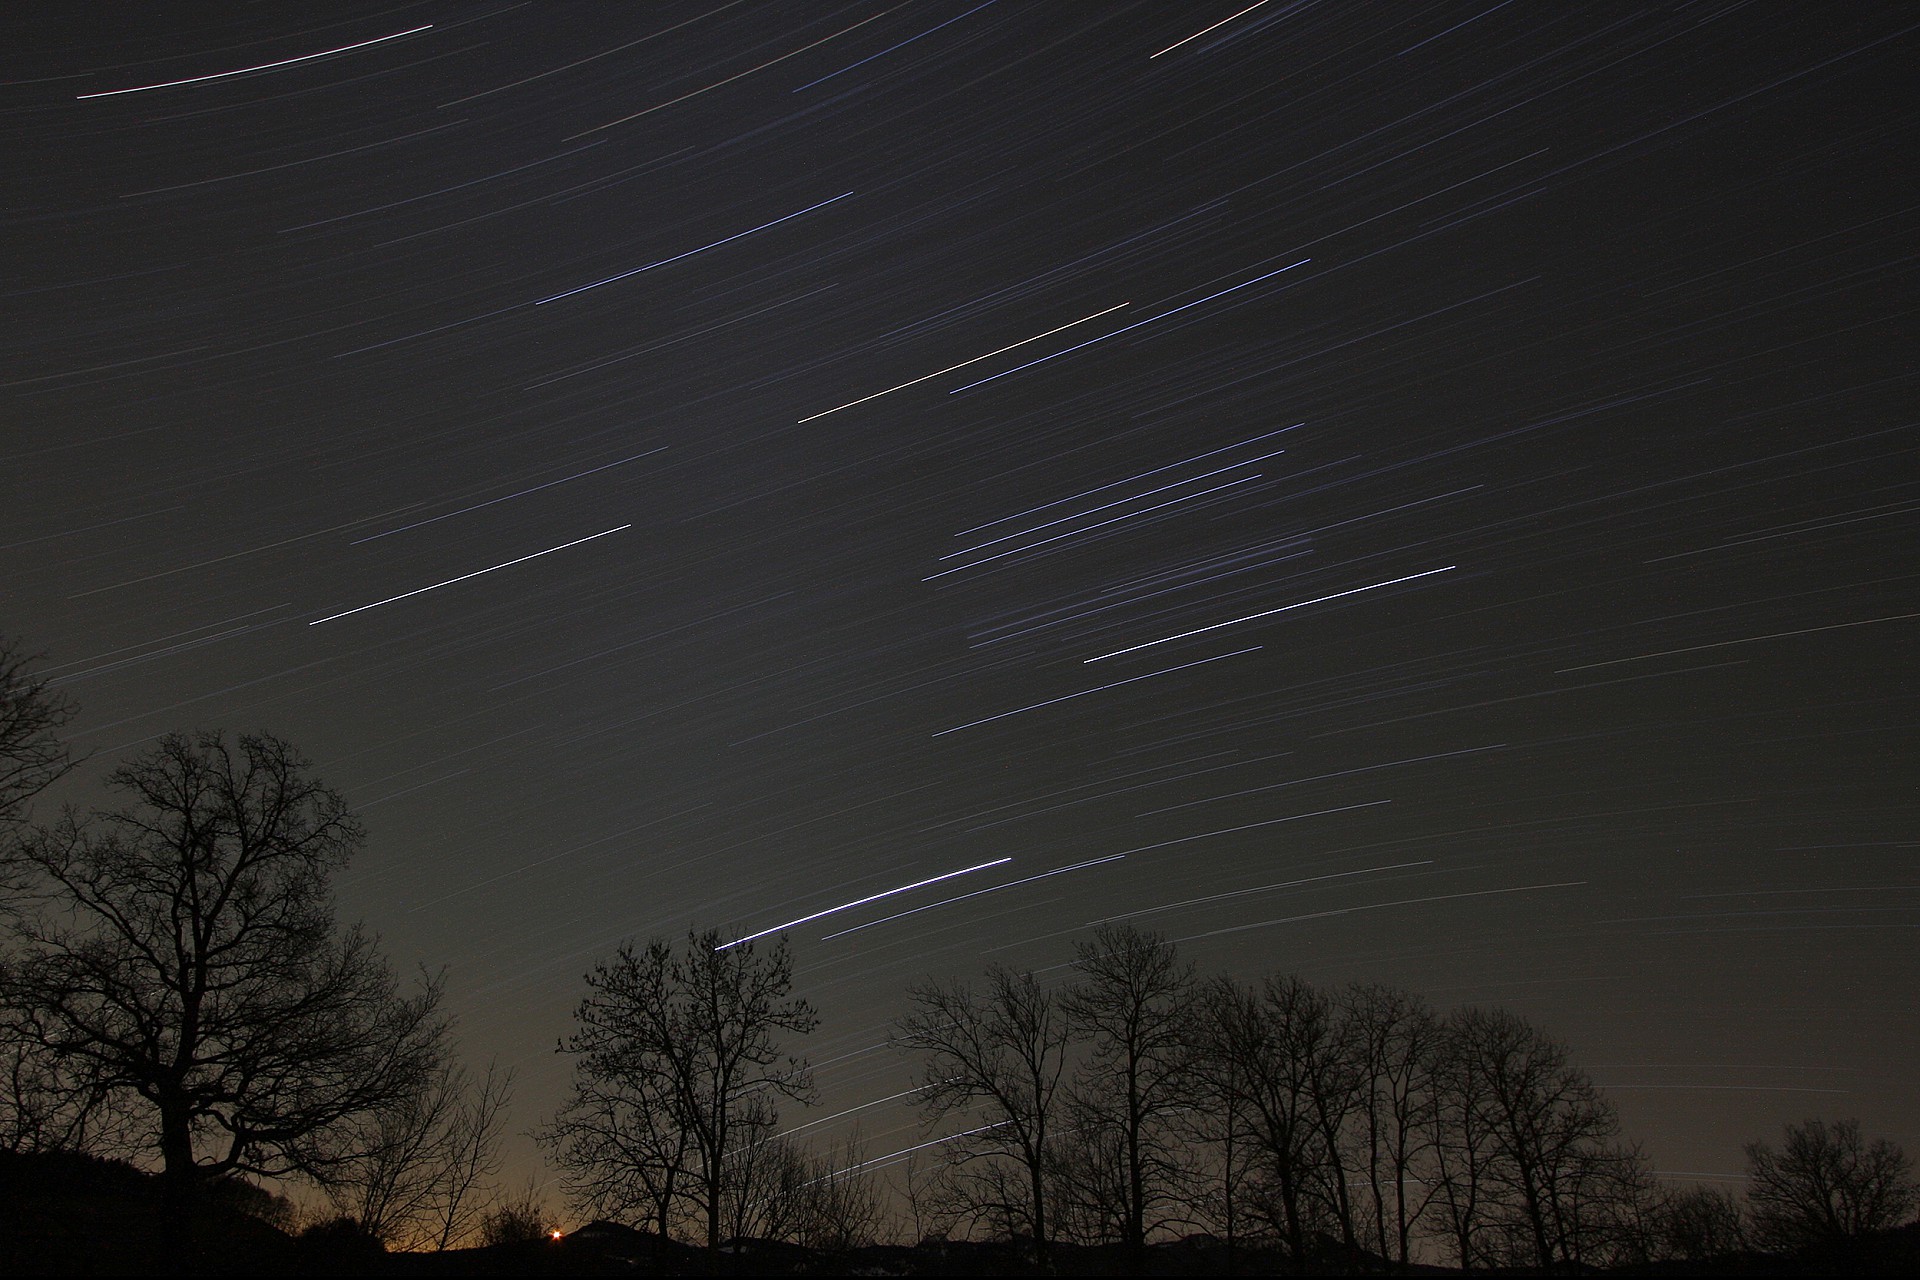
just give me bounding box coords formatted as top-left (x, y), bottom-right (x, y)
top-left (5, 3), bottom-right (1916, 1197)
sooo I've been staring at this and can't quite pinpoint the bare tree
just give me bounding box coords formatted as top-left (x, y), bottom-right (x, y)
top-left (1657, 1184), bottom-right (1748, 1260)
top-left (0, 637), bottom-right (97, 1154)
top-left (0, 1018), bottom-right (123, 1155)
top-left (1282, 976), bottom-right (1363, 1262)
top-left (1172, 1028), bottom-right (1255, 1267)
top-left (327, 1056), bottom-right (515, 1249)
top-left (479, 1175), bottom-right (554, 1245)
top-left (546, 929), bottom-right (817, 1251)
top-left (1426, 1005), bottom-right (1627, 1270)
top-left (1186, 975), bottom-right (1330, 1264)
top-left (720, 1115), bottom-right (807, 1244)
top-left (1427, 1006), bottom-right (1499, 1269)
top-left (1340, 982), bottom-right (1441, 1268)
top-left (1744, 1119), bottom-right (1918, 1250)
top-left (0, 730), bottom-right (446, 1234)
top-left (792, 1131), bottom-right (887, 1251)
top-left (896, 965), bottom-right (1073, 1265)
top-left (545, 1050), bottom-right (691, 1237)
top-left (1058, 923), bottom-right (1196, 1257)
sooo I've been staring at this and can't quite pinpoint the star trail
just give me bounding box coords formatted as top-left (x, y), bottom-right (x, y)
top-left (4, 0), bottom-right (1915, 1208)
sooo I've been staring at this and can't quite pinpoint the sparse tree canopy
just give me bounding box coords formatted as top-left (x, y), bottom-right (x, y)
top-left (0, 730), bottom-right (446, 1208)
top-left (1428, 1005), bottom-right (1643, 1270)
top-left (1058, 923), bottom-right (1196, 1255)
top-left (1183, 974), bottom-right (1335, 1265)
top-left (326, 1056), bottom-right (514, 1250)
top-left (1744, 1118), bottom-right (1918, 1250)
top-left (545, 929), bottom-right (817, 1251)
top-left (896, 965), bottom-right (1072, 1265)
top-left (0, 635), bottom-right (76, 838)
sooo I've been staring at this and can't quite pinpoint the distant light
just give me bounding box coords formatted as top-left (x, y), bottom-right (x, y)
top-left (549, 1229), bottom-right (564, 1241)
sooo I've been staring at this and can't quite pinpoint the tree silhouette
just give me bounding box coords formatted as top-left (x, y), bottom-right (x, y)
top-left (1428, 1005), bottom-right (1639, 1269)
top-left (1340, 981), bottom-right (1441, 1269)
top-left (547, 929), bottom-right (817, 1251)
top-left (1187, 973), bottom-right (1377, 1264)
top-left (0, 731), bottom-right (446, 1230)
top-left (1745, 1118), bottom-right (1917, 1250)
top-left (326, 1056), bottom-right (514, 1249)
top-left (897, 965), bottom-right (1072, 1265)
top-left (1058, 923), bottom-right (1196, 1259)
top-left (0, 635), bottom-right (76, 839)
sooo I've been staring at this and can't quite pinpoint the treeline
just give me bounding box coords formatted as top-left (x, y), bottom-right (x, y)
top-left (542, 922), bottom-right (1916, 1271)
top-left (3, 635), bottom-right (1915, 1269)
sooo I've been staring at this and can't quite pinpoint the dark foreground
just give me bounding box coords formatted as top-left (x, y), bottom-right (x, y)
top-left (4, 1152), bottom-right (1915, 1276)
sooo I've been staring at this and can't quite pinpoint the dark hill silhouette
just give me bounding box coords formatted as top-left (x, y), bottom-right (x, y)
top-left (3, 1149), bottom-right (1916, 1276)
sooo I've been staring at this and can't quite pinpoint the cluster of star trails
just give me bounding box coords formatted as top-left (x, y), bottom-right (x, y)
top-left (19, 1), bottom-right (1917, 1199)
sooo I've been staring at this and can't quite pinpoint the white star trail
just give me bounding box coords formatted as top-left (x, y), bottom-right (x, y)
top-left (1084, 566), bottom-right (1458, 661)
top-left (798, 302), bottom-right (1131, 423)
top-left (309, 525), bottom-right (632, 626)
top-left (717, 857), bottom-right (1014, 950)
top-left (77, 25), bottom-right (434, 98)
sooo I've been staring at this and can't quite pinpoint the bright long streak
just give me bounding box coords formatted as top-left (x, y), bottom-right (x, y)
top-left (1151, 0), bottom-right (1274, 57)
top-left (309, 525), bottom-right (630, 626)
top-left (716, 858), bottom-right (1012, 950)
top-left (1085, 566), bottom-right (1456, 662)
top-left (774, 1086), bottom-right (932, 1140)
top-left (933, 647), bottom-right (1260, 737)
top-left (822, 855), bottom-right (1126, 940)
top-left (535, 193), bottom-right (852, 305)
top-left (797, 303), bottom-right (1130, 423)
top-left (78, 25), bottom-right (433, 98)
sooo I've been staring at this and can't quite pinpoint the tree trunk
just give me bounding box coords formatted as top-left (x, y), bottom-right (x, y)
top-left (158, 1092), bottom-right (197, 1271)
top-left (1028, 1158), bottom-right (1048, 1266)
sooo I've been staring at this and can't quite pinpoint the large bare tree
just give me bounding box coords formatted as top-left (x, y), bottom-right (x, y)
top-left (546, 929), bottom-right (817, 1251)
top-left (0, 730), bottom-right (447, 1224)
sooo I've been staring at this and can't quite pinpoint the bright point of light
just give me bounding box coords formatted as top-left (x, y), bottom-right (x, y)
top-left (716, 858), bottom-right (1013, 950)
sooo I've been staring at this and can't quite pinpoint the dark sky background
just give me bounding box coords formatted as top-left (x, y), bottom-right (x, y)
top-left (5, 2), bottom-right (1916, 1198)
